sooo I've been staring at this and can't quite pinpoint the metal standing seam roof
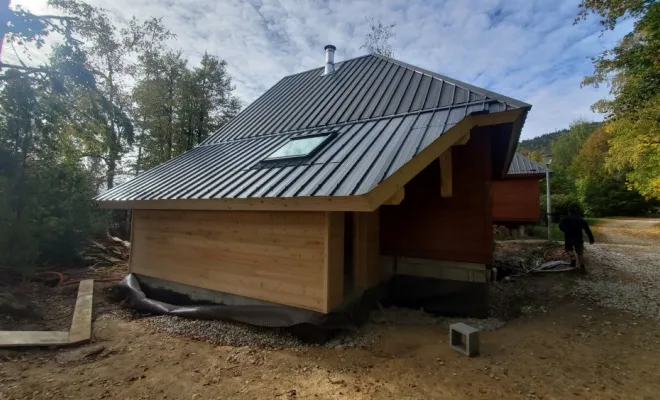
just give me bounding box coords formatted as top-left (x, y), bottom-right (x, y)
top-left (96, 54), bottom-right (531, 203)
top-left (507, 152), bottom-right (549, 177)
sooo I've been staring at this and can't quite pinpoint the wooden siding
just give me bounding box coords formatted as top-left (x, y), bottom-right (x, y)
top-left (380, 129), bottom-right (494, 264)
top-left (130, 209), bottom-right (333, 312)
top-left (492, 179), bottom-right (541, 223)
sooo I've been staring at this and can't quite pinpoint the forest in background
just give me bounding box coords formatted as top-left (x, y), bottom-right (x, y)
top-left (519, 120), bottom-right (655, 220)
top-left (1, 0), bottom-right (658, 268)
top-left (0, 0), bottom-right (241, 266)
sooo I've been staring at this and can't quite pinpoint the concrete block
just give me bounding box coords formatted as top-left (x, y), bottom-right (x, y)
top-left (449, 322), bottom-right (480, 357)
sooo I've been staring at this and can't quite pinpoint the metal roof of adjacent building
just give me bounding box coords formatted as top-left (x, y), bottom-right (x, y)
top-left (507, 152), bottom-right (548, 177)
top-left (96, 54), bottom-right (531, 203)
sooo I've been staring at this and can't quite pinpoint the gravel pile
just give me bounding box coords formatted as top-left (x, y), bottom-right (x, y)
top-left (572, 244), bottom-right (660, 320)
top-left (141, 316), bottom-right (304, 348)
top-left (135, 306), bottom-right (505, 350)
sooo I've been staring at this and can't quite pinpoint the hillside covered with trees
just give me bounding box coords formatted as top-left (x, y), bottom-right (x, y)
top-left (519, 120), bottom-right (654, 219)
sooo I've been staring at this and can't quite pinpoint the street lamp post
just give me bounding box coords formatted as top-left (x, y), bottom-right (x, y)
top-left (542, 154), bottom-right (553, 239)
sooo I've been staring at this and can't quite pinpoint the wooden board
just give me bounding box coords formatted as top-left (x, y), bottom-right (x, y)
top-left (99, 195), bottom-right (372, 212)
top-left (69, 279), bottom-right (94, 344)
top-left (396, 257), bottom-right (487, 283)
top-left (131, 210), bottom-right (330, 312)
top-left (492, 179), bottom-right (541, 222)
top-left (0, 280), bottom-right (94, 348)
top-left (0, 331), bottom-right (70, 347)
top-left (353, 210), bottom-right (381, 290)
top-left (324, 212), bottom-right (344, 312)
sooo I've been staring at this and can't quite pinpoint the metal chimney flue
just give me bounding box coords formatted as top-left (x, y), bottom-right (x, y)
top-left (324, 44), bottom-right (336, 75)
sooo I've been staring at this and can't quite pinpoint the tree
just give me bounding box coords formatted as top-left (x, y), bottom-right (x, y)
top-left (572, 128), bottom-right (650, 216)
top-left (360, 18), bottom-right (396, 57)
top-left (49, 0), bottom-right (173, 189)
top-left (550, 119), bottom-right (599, 171)
top-left (132, 51), bottom-right (241, 172)
top-left (578, 0), bottom-right (660, 199)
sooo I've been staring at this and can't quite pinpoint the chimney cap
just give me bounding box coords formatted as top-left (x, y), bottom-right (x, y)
top-left (324, 44), bottom-right (336, 51)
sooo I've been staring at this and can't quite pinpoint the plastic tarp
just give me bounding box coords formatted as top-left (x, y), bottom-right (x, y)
top-left (119, 274), bottom-right (362, 330)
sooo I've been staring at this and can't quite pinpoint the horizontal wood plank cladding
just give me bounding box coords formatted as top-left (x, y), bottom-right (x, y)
top-left (380, 129), bottom-right (493, 264)
top-left (131, 210), bottom-right (327, 312)
top-left (492, 179), bottom-right (541, 223)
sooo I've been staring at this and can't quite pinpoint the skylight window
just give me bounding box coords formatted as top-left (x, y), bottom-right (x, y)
top-left (264, 133), bottom-right (333, 161)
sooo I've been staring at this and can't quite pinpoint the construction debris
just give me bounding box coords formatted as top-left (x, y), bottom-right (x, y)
top-left (82, 233), bottom-right (130, 266)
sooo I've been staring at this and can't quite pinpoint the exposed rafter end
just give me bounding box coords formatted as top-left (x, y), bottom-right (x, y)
top-left (383, 188), bottom-right (405, 205)
top-left (456, 132), bottom-right (470, 145)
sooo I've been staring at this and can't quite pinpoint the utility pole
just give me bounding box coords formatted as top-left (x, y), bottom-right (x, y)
top-left (543, 154), bottom-right (553, 239)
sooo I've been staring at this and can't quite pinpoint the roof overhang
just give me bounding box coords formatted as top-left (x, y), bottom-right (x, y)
top-left (97, 107), bottom-right (527, 212)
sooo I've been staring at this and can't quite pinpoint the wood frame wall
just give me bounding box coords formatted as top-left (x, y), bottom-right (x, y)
top-left (130, 209), bottom-right (346, 313)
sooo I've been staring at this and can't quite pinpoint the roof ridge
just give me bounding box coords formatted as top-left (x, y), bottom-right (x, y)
top-left (372, 54), bottom-right (531, 109)
top-left (199, 97), bottom-right (500, 147)
top-left (278, 53), bottom-right (373, 79)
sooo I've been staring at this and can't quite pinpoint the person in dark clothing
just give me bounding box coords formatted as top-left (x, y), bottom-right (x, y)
top-left (559, 209), bottom-right (595, 272)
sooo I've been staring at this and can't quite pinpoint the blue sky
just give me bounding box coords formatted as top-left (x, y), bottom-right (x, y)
top-left (13, 0), bottom-right (631, 139)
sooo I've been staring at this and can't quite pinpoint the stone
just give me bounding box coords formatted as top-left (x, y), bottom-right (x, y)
top-left (449, 322), bottom-right (480, 357)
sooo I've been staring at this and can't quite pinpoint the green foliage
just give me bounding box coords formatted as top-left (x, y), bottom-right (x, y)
top-left (0, 0), bottom-right (241, 267)
top-left (577, 177), bottom-right (649, 216)
top-left (579, 1), bottom-right (660, 199)
top-left (542, 193), bottom-right (584, 223)
top-left (550, 119), bottom-right (600, 171)
top-left (519, 129), bottom-right (568, 155)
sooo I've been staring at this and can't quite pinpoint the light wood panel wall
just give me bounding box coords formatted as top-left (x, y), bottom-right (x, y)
top-left (131, 209), bottom-right (338, 312)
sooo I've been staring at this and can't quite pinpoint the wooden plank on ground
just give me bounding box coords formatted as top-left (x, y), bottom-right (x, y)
top-left (68, 279), bottom-right (94, 344)
top-left (0, 331), bottom-right (70, 347)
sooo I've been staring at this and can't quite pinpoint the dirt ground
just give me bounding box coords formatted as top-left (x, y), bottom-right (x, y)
top-left (591, 217), bottom-right (660, 246)
top-left (1, 220), bottom-right (660, 400)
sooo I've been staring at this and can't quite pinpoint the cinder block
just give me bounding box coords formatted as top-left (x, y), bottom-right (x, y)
top-left (449, 322), bottom-right (480, 357)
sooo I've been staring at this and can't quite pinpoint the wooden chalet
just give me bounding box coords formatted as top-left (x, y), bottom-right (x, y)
top-left (96, 46), bottom-right (532, 315)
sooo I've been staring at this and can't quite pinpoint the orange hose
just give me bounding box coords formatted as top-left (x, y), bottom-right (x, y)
top-left (35, 271), bottom-right (65, 287)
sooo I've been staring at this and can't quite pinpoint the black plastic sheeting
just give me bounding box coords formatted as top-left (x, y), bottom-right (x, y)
top-left (119, 274), bottom-right (377, 331)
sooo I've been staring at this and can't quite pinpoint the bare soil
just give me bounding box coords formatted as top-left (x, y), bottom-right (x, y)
top-left (1, 220), bottom-right (660, 400)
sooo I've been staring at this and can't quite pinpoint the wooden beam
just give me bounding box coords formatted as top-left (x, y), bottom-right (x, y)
top-left (0, 331), bottom-right (70, 347)
top-left (439, 148), bottom-right (453, 198)
top-left (68, 279), bottom-right (94, 344)
top-left (323, 212), bottom-right (344, 312)
top-left (383, 188), bottom-right (405, 205)
top-left (367, 108), bottom-right (524, 209)
top-left (396, 257), bottom-right (487, 283)
top-left (0, 280), bottom-right (94, 348)
top-left (353, 210), bottom-right (380, 290)
top-left (456, 132), bottom-right (470, 145)
top-left (97, 195), bottom-right (372, 212)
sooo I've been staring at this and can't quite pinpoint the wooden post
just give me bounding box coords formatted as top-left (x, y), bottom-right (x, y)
top-left (440, 148), bottom-right (453, 198)
top-left (353, 210), bottom-right (380, 290)
top-left (324, 212), bottom-right (344, 312)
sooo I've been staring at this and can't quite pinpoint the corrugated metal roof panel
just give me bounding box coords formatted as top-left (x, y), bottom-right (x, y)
top-left (96, 54), bottom-right (530, 203)
top-left (507, 152), bottom-right (548, 176)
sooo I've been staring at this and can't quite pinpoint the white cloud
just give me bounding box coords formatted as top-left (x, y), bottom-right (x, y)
top-left (11, 0), bottom-right (631, 138)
